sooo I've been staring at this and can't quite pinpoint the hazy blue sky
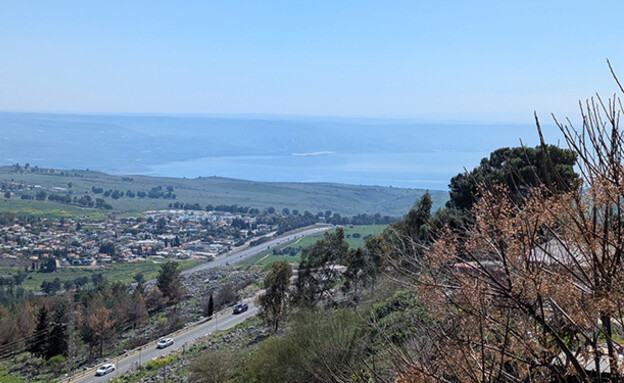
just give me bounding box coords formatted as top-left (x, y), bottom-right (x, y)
top-left (1, 1), bottom-right (623, 123)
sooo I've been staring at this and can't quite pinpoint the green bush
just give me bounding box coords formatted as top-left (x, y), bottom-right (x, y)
top-left (144, 355), bottom-right (174, 371)
top-left (189, 349), bottom-right (237, 383)
top-left (45, 355), bottom-right (66, 374)
top-left (371, 289), bottom-right (430, 344)
top-left (245, 308), bottom-right (370, 383)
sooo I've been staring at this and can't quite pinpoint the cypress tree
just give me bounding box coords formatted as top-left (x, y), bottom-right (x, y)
top-left (29, 306), bottom-right (49, 358)
top-left (46, 302), bottom-right (68, 359)
top-left (206, 293), bottom-right (214, 318)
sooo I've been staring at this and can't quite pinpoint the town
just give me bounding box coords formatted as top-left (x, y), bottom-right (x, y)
top-left (0, 209), bottom-right (268, 270)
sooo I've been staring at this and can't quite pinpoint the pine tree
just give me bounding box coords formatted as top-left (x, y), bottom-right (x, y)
top-left (29, 306), bottom-right (49, 358)
top-left (46, 300), bottom-right (69, 359)
top-left (156, 261), bottom-right (183, 305)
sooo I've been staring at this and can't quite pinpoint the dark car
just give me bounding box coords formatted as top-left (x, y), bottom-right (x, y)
top-left (233, 302), bottom-right (248, 314)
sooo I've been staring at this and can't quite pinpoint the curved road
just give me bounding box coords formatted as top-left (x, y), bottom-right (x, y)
top-left (182, 224), bottom-right (331, 274)
top-left (68, 225), bottom-right (331, 382)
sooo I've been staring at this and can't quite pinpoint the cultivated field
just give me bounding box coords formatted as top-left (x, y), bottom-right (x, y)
top-left (240, 225), bottom-right (387, 266)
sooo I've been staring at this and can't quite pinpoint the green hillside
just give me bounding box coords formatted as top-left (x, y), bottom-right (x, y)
top-left (0, 166), bottom-right (448, 218)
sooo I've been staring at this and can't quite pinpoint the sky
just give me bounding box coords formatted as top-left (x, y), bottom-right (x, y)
top-left (1, 1), bottom-right (623, 123)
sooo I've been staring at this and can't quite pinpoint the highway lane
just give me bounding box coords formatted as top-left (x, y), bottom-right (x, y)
top-left (182, 224), bottom-right (331, 274)
top-left (72, 303), bottom-right (259, 383)
top-left (68, 225), bottom-right (330, 382)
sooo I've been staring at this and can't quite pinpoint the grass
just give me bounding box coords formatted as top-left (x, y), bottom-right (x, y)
top-left (0, 166), bottom-right (448, 218)
top-left (0, 370), bottom-right (24, 383)
top-left (144, 355), bottom-right (176, 371)
top-left (0, 199), bottom-right (107, 220)
top-left (240, 225), bottom-right (387, 266)
top-left (0, 259), bottom-right (199, 291)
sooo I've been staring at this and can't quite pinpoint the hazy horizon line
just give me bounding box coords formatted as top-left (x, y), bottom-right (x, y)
top-left (0, 109), bottom-right (551, 127)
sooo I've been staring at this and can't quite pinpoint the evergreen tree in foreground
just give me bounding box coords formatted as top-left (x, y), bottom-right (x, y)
top-left (206, 293), bottom-right (214, 318)
top-left (29, 306), bottom-right (49, 358)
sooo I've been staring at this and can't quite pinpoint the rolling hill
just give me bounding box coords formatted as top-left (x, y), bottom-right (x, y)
top-left (0, 166), bottom-right (448, 218)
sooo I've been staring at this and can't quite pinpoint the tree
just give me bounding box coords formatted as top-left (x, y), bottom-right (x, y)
top-left (293, 228), bottom-right (349, 306)
top-left (41, 278), bottom-right (61, 295)
top-left (156, 261), bottom-right (184, 305)
top-left (29, 305), bottom-right (49, 358)
top-left (98, 242), bottom-right (115, 256)
top-left (205, 293), bottom-right (214, 318)
top-left (246, 308), bottom-right (370, 383)
top-left (258, 261), bottom-right (292, 332)
top-left (47, 355), bottom-right (66, 375)
top-left (133, 272), bottom-right (145, 284)
top-left (156, 217), bottom-right (167, 232)
top-left (342, 247), bottom-right (379, 300)
top-left (447, 145), bottom-right (579, 212)
top-left (145, 286), bottom-right (167, 312)
top-left (126, 290), bottom-right (148, 329)
top-left (94, 198), bottom-right (112, 210)
top-left (46, 298), bottom-right (68, 359)
top-left (190, 349), bottom-right (238, 383)
top-left (82, 305), bottom-right (114, 357)
top-left (40, 257), bottom-right (57, 273)
top-left (91, 273), bottom-right (104, 287)
top-left (372, 192), bottom-right (434, 275)
top-left (392, 86), bottom-right (624, 381)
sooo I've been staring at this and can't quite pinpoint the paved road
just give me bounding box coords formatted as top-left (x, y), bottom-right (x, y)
top-left (182, 224), bottom-right (331, 274)
top-left (71, 303), bottom-right (259, 383)
top-left (68, 225), bottom-right (331, 382)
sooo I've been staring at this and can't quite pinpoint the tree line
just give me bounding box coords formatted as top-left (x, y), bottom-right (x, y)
top-left (0, 260), bottom-right (185, 370)
top-left (189, 135), bottom-right (584, 382)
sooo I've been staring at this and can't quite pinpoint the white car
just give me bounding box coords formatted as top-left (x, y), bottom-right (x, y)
top-left (95, 363), bottom-right (115, 376)
top-left (157, 338), bottom-right (174, 349)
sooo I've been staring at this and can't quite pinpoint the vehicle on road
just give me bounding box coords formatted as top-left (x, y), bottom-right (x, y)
top-left (157, 338), bottom-right (174, 349)
top-left (233, 302), bottom-right (248, 314)
top-left (95, 363), bottom-right (116, 376)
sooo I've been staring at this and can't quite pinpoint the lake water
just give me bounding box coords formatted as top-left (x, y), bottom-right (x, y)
top-left (0, 113), bottom-right (564, 190)
top-left (145, 151), bottom-right (492, 189)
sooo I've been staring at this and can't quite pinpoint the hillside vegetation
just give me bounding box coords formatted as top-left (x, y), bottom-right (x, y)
top-left (0, 166), bottom-right (447, 217)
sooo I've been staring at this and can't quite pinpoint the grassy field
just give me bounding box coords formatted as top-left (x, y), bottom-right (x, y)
top-left (0, 167), bottom-right (448, 218)
top-left (240, 225), bottom-right (387, 266)
top-left (0, 369), bottom-right (23, 383)
top-left (0, 259), bottom-right (198, 291)
top-left (0, 199), bottom-right (108, 220)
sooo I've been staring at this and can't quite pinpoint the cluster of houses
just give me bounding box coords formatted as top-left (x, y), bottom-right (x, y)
top-left (0, 210), bottom-right (271, 269)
